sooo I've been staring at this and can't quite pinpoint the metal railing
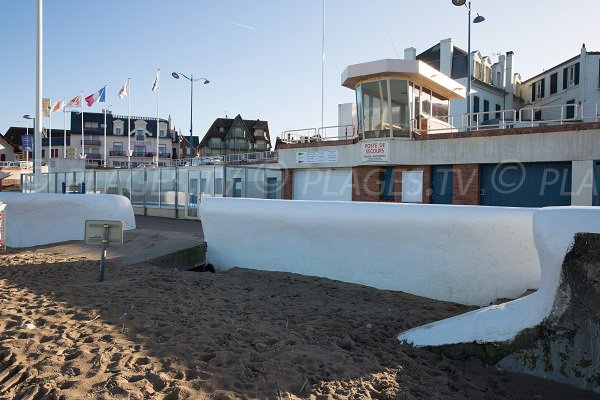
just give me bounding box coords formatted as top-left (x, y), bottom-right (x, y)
top-left (280, 125), bottom-right (357, 144)
top-left (172, 151), bottom-right (277, 167)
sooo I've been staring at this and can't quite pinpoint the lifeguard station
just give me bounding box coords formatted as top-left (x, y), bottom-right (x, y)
top-left (341, 58), bottom-right (466, 138)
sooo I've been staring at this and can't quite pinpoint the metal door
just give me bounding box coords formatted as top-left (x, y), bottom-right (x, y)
top-left (480, 162), bottom-right (572, 207)
top-left (431, 165), bottom-right (453, 204)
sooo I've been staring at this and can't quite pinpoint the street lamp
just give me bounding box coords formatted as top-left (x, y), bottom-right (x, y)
top-left (172, 72), bottom-right (209, 158)
top-left (23, 114), bottom-right (35, 167)
top-left (452, 0), bottom-right (485, 126)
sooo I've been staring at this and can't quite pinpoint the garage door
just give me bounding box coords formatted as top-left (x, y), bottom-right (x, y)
top-left (293, 169), bottom-right (352, 201)
top-left (480, 162), bottom-right (572, 207)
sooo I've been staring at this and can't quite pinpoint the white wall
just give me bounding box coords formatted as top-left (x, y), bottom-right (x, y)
top-left (0, 193), bottom-right (136, 248)
top-left (200, 198), bottom-right (540, 306)
top-left (398, 206), bottom-right (600, 346)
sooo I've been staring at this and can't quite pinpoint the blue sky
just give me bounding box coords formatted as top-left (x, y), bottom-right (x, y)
top-left (1, 0), bottom-right (599, 143)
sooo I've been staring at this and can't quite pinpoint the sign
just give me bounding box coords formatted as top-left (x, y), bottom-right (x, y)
top-left (42, 98), bottom-right (50, 117)
top-left (21, 135), bottom-right (34, 152)
top-left (85, 220), bottom-right (123, 246)
top-left (296, 150), bottom-right (338, 164)
top-left (361, 141), bottom-right (389, 163)
top-left (402, 171), bottom-right (423, 203)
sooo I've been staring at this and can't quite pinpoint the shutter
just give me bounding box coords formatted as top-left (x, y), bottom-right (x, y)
top-left (563, 68), bottom-right (568, 89)
top-left (575, 62), bottom-right (580, 85)
top-left (531, 84), bottom-right (535, 101)
top-left (540, 78), bottom-right (545, 98)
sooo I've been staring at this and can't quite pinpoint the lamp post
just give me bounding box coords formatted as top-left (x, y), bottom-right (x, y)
top-left (171, 72), bottom-right (209, 158)
top-left (23, 114), bottom-right (35, 167)
top-left (452, 0), bottom-right (485, 126)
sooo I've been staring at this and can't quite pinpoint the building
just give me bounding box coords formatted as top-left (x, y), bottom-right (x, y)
top-left (410, 38), bottom-right (523, 127)
top-left (5, 111), bottom-right (176, 169)
top-left (198, 114), bottom-right (271, 157)
top-left (0, 133), bottom-right (18, 162)
top-left (276, 52), bottom-right (600, 208)
top-left (521, 44), bottom-right (600, 121)
top-left (69, 111), bottom-right (173, 167)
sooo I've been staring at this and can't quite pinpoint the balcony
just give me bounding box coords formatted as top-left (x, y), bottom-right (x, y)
top-left (81, 139), bottom-right (101, 146)
top-left (109, 150), bottom-right (126, 157)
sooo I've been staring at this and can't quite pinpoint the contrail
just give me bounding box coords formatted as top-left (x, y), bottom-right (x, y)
top-left (154, 0), bottom-right (255, 30)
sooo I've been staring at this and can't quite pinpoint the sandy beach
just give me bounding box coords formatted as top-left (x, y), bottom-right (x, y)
top-left (0, 248), bottom-right (598, 400)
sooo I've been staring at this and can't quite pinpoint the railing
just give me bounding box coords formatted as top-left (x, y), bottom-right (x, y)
top-left (173, 151), bottom-right (277, 167)
top-left (280, 125), bottom-right (357, 144)
top-left (518, 104), bottom-right (578, 126)
top-left (81, 140), bottom-right (102, 146)
top-left (0, 161), bottom-right (27, 169)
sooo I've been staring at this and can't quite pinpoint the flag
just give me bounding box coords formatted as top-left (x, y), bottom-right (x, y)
top-left (49, 98), bottom-right (65, 114)
top-left (118, 81), bottom-right (129, 99)
top-left (21, 135), bottom-right (34, 152)
top-left (67, 95), bottom-right (81, 108)
top-left (152, 70), bottom-right (160, 92)
top-left (85, 86), bottom-right (106, 107)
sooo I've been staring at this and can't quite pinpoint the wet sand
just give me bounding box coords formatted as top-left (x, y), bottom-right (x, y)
top-left (0, 249), bottom-right (597, 399)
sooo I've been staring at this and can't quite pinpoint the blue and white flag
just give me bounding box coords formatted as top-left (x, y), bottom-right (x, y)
top-left (152, 70), bottom-right (159, 92)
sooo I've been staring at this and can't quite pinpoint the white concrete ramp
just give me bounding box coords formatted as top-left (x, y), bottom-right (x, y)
top-left (200, 198), bottom-right (540, 306)
top-left (0, 193), bottom-right (135, 248)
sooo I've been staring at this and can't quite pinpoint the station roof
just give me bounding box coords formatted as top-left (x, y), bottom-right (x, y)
top-left (341, 59), bottom-right (466, 100)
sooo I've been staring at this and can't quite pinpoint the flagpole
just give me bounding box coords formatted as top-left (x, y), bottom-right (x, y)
top-left (49, 111), bottom-right (52, 171)
top-left (156, 69), bottom-right (160, 167)
top-left (103, 100), bottom-right (107, 167)
top-left (63, 101), bottom-right (66, 158)
top-left (81, 90), bottom-right (85, 160)
top-left (127, 78), bottom-right (131, 168)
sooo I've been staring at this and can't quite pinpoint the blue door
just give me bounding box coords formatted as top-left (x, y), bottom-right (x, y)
top-left (594, 161), bottom-right (600, 206)
top-left (431, 165), bottom-right (453, 204)
top-left (480, 162), bottom-right (572, 207)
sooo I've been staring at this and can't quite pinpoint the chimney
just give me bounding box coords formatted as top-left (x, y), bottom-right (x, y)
top-left (404, 47), bottom-right (416, 60)
top-left (504, 51), bottom-right (514, 110)
top-left (439, 38), bottom-right (454, 77)
top-left (498, 54), bottom-right (506, 88)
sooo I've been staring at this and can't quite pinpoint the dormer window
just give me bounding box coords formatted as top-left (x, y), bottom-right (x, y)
top-left (159, 129), bottom-right (166, 137)
top-left (136, 129), bottom-right (144, 141)
top-left (115, 127), bottom-right (122, 136)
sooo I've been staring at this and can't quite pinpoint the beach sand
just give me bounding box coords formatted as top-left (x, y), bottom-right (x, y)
top-left (0, 249), bottom-right (598, 400)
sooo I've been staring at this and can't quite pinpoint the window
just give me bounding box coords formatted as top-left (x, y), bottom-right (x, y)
top-left (532, 78), bottom-right (545, 101)
top-left (550, 73), bottom-right (558, 95)
top-left (484, 66), bottom-right (492, 84)
top-left (136, 129), bottom-right (144, 141)
top-left (380, 167), bottom-right (394, 200)
top-left (473, 95), bottom-right (480, 123)
top-left (474, 61), bottom-right (482, 80)
top-left (84, 121), bottom-right (99, 129)
top-left (495, 104), bottom-right (501, 120)
top-left (159, 144), bottom-right (167, 155)
top-left (134, 145), bottom-right (145, 157)
top-left (113, 142), bottom-right (123, 154)
top-left (566, 99), bottom-right (576, 119)
top-left (159, 129), bottom-right (166, 137)
top-left (496, 71), bottom-right (502, 87)
top-left (483, 100), bottom-right (490, 121)
top-left (563, 62), bottom-right (580, 89)
top-left (115, 127), bottom-right (122, 135)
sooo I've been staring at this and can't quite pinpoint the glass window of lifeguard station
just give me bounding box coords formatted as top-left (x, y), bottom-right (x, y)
top-left (355, 78), bottom-right (449, 139)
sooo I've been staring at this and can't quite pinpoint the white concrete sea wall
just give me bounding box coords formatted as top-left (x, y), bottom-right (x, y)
top-left (0, 193), bottom-right (136, 248)
top-left (200, 198), bottom-right (540, 306)
top-left (398, 207), bottom-right (600, 346)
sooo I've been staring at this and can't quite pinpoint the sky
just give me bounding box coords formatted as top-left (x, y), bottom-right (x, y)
top-left (1, 0), bottom-right (599, 145)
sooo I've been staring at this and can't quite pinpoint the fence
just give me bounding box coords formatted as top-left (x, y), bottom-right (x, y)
top-left (21, 165), bottom-right (284, 220)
